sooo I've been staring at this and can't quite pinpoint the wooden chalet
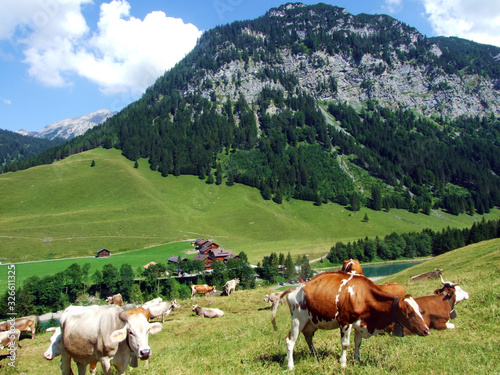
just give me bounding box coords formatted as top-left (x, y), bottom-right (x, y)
top-left (167, 255), bottom-right (188, 264)
top-left (96, 248), bottom-right (111, 258)
top-left (192, 238), bottom-right (219, 254)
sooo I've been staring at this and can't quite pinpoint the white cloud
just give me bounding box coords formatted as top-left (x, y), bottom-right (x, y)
top-left (0, 0), bottom-right (202, 95)
top-left (2, 98), bottom-right (12, 105)
top-left (421, 0), bottom-right (500, 47)
top-left (382, 0), bottom-right (403, 14)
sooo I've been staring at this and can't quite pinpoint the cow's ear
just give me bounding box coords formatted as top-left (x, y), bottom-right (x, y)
top-left (110, 327), bottom-right (128, 343)
top-left (149, 323), bottom-right (162, 335)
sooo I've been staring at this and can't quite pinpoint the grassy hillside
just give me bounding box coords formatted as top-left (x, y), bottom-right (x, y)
top-left (1, 147), bottom-right (499, 265)
top-left (3, 239), bottom-right (498, 374)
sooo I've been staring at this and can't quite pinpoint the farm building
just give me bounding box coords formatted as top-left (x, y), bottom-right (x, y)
top-left (192, 238), bottom-right (219, 254)
top-left (96, 248), bottom-right (111, 258)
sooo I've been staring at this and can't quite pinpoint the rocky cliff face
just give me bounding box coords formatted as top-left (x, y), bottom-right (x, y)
top-left (184, 3), bottom-right (500, 119)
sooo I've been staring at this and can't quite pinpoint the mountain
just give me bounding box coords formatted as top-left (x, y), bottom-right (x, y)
top-left (4, 3), bottom-right (500, 216)
top-left (16, 109), bottom-right (116, 140)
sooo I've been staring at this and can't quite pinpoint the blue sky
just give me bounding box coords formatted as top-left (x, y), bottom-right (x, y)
top-left (1, 0), bottom-right (499, 133)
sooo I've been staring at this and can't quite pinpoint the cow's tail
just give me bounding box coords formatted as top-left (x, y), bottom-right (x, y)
top-left (272, 288), bottom-right (294, 331)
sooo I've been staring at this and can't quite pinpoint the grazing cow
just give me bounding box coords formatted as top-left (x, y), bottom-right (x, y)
top-left (272, 271), bottom-right (430, 370)
top-left (410, 268), bottom-right (443, 282)
top-left (264, 292), bottom-right (285, 308)
top-left (106, 293), bottom-right (123, 306)
top-left (0, 329), bottom-right (21, 351)
top-left (144, 301), bottom-right (181, 323)
top-left (377, 282), bottom-right (407, 299)
top-left (44, 327), bottom-right (97, 375)
top-left (60, 304), bottom-right (162, 375)
top-left (190, 284), bottom-right (216, 299)
top-left (141, 297), bottom-right (162, 309)
top-left (223, 279), bottom-right (240, 296)
top-left (0, 315), bottom-right (36, 339)
top-left (192, 305), bottom-right (225, 318)
top-left (341, 259), bottom-right (363, 275)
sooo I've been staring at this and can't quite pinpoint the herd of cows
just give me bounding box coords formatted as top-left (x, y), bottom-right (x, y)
top-left (0, 260), bottom-right (469, 373)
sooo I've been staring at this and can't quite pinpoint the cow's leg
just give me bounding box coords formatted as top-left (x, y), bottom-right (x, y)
top-left (445, 321), bottom-right (455, 329)
top-left (339, 324), bottom-right (352, 368)
top-left (89, 363), bottom-right (97, 375)
top-left (60, 352), bottom-right (72, 375)
top-left (302, 322), bottom-right (318, 357)
top-left (286, 317), bottom-right (308, 371)
top-left (76, 362), bottom-right (87, 375)
top-left (100, 357), bottom-right (114, 375)
top-left (354, 329), bottom-right (363, 362)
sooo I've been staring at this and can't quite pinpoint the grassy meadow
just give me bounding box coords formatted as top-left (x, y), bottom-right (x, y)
top-left (2, 239), bottom-right (498, 374)
top-left (1, 147), bottom-right (499, 266)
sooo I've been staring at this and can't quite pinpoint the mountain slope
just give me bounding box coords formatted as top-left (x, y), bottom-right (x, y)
top-left (4, 3), bottom-right (500, 216)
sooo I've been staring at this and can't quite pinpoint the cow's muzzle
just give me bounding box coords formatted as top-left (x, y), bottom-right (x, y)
top-left (139, 348), bottom-right (151, 359)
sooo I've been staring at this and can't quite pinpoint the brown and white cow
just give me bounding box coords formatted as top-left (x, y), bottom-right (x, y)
top-left (223, 279), bottom-right (240, 296)
top-left (144, 300), bottom-right (181, 323)
top-left (264, 292), bottom-right (285, 308)
top-left (404, 276), bottom-right (469, 332)
top-left (0, 315), bottom-right (36, 339)
top-left (341, 259), bottom-right (363, 275)
top-left (60, 304), bottom-right (162, 375)
top-left (272, 271), bottom-right (430, 370)
top-left (192, 305), bottom-right (224, 318)
top-left (190, 284), bottom-right (216, 299)
top-left (410, 268), bottom-right (443, 282)
top-left (0, 329), bottom-right (21, 351)
top-left (106, 293), bottom-right (123, 306)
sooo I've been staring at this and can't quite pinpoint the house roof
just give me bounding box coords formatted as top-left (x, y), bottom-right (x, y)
top-left (96, 248), bottom-right (110, 254)
top-left (192, 253), bottom-right (208, 261)
top-left (167, 255), bottom-right (187, 263)
top-left (143, 261), bottom-right (157, 269)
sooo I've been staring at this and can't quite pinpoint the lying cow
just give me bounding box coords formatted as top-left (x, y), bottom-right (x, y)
top-left (192, 305), bottom-right (224, 318)
top-left (191, 284), bottom-right (216, 299)
top-left (223, 279), bottom-right (240, 296)
top-left (397, 276), bottom-right (469, 334)
top-left (0, 329), bottom-right (21, 351)
top-left (0, 315), bottom-right (36, 339)
top-left (341, 259), bottom-right (363, 274)
top-left (144, 300), bottom-right (181, 323)
top-left (60, 304), bottom-right (162, 375)
top-left (272, 271), bottom-right (430, 370)
top-left (44, 326), bottom-right (97, 375)
top-left (106, 293), bottom-right (123, 306)
top-left (264, 292), bottom-right (285, 308)
top-left (410, 268), bottom-right (443, 282)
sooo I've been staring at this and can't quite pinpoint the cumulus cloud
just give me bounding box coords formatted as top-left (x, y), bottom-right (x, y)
top-left (0, 0), bottom-right (202, 95)
top-left (421, 0), bottom-right (500, 47)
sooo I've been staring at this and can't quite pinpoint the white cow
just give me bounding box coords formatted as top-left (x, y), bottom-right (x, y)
top-left (0, 329), bottom-right (20, 350)
top-left (224, 279), bottom-right (240, 295)
top-left (144, 300), bottom-right (181, 323)
top-left (60, 304), bottom-right (162, 375)
top-left (192, 305), bottom-right (224, 318)
top-left (264, 292), bottom-right (284, 308)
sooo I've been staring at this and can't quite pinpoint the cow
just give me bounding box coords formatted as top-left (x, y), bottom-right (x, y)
top-left (341, 259), bottom-right (363, 275)
top-left (410, 268), bottom-right (443, 282)
top-left (377, 282), bottom-right (407, 299)
top-left (60, 304), bottom-right (162, 375)
top-left (401, 275), bottom-right (469, 333)
top-left (192, 305), bottom-right (224, 318)
top-left (264, 292), bottom-right (285, 308)
top-left (190, 284), bottom-right (216, 299)
top-left (272, 271), bottom-right (430, 370)
top-left (0, 315), bottom-right (36, 339)
top-left (0, 329), bottom-right (21, 351)
top-left (44, 326), bottom-right (97, 375)
top-left (144, 300), bottom-right (181, 323)
top-left (106, 293), bottom-right (123, 306)
top-left (223, 279), bottom-right (240, 296)
top-left (141, 297), bottom-right (162, 309)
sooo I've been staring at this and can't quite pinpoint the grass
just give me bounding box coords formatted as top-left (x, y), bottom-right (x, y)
top-left (2, 239), bottom-right (498, 374)
top-left (1, 147), bottom-right (498, 265)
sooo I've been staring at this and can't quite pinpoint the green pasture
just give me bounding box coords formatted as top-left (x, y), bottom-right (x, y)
top-left (2, 239), bottom-right (499, 374)
top-left (1, 147), bottom-right (498, 267)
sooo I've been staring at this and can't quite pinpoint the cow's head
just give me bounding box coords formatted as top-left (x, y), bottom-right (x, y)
top-left (171, 300), bottom-right (181, 309)
top-left (394, 295), bottom-right (430, 337)
top-left (111, 311), bottom-right (162, 360)
top-left (43, 327), bottom-right (61, 360)
top-left (435, 275), bottom-right (470, 304)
